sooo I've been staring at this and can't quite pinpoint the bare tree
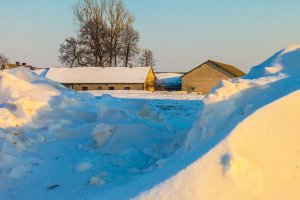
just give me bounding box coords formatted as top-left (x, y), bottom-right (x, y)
top-left (105, 0), bottom-right (134, 66)
top-left (72, 0), bottom-right (133, 67)
top-left (59, 37), bottom-right (87, 67)
top-left (73, 0), bottom-right (108, 66)
top-left (59, 0), bottom-right (150, 68)
top-left (120, 26), bottom-right (139, 67)
top-left (0, 54), bottom-right (9, 68)
top-left (139, 49), bottom-right (156, 67)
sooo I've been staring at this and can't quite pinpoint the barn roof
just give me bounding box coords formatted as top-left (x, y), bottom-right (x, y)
top-left (183, 60), bottom-right (246, 78)
top-left (45, 67), bottom-right (152, 84)
top-left (209, 60), bottom-right (246, 77)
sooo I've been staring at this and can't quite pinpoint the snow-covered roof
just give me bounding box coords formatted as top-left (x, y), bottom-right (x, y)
top-left (33, 68), bottom-right (49, 76)
top-left (155, 72), bottom-right (184, 86)
top-left (155, 72), bottom-right (184, 80)
top-left (45, 67), bottom-right (152, 84)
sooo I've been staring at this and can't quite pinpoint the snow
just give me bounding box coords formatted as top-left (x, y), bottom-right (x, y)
top-left (0, 67), bottom-right (201, 199)
top-left (155, 72), bottom-right (183, 87)
top-left (0, 67), bottom-right (61, 128)
top-left (155, 72), bottom-right (183, 80)
top-left (45, 67), bottom-right (152, 83)
top-left (92, 123), bottom-right (116, 148)
top-left (33, 68), bottom-right (49, 76)
top-left (1, 44), bottom-right (300, 200)
top-left (90, 176), bottom-right (106, 185)
top-left (135, 44), bottom-right (300, 199)
top-left (76, 162), bottom-right (93, 172)
top-left (89, 90), bottom-right (203, 100)
top-left (246, 44), bottom-right (300, 78)
top-left (282, 44), bottom-right (300, 54)
top-left (137, 90), bottom-right (300, 200)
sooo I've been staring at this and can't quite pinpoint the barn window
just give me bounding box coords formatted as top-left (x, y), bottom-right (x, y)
top-left (124, 86), bottom-right (130, 90)
top-left (82, 86), bottom-right (88, 91)
top-left (108, 86), bottom-right (115, 90)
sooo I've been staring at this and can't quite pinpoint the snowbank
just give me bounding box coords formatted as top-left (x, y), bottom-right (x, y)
top-left (89, 90), bottom-right (202, 100)
top-left (137, 89), bottom-right (300, 200)
top-left (1, 67), bottom-right (192, 199)
top-left (247, 44), bottom-right (300, 78)
top-left (0, 68), bottom-right (96, 178)
top-left (136, 45), bottom-right (300, 199)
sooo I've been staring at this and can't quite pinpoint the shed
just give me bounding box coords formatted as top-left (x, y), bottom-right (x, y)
top-left (182, 60), bottom-right (245, 93)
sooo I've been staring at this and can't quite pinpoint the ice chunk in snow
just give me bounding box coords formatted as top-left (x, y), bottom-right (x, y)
top-left (9, 165), bottom-right (28, 179)
top-left (92, 124), bottom-right (116, 148)
top-left (89, 177), bottom-right (105, 185)
top-left (76, 162), bottom-right (93, 172)
top-left (139, 104), bottom-right (162, 122)
top-left (98, 102), bottom-right (129, 120)
top-left (0, 153), bottom-right (16, 169)
top-left (89, 173), bottom-right (107, 185)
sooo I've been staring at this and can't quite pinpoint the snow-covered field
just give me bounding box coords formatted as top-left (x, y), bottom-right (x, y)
top-left (88, 90), bottom-right (202, 100)
top-left (0, 69), bottom-right (201, 199)
top-left (1, 45), bottom-right (300, 200)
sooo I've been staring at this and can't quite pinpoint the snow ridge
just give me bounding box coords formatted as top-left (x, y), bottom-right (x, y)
top-left (137, 44), bottom-right (300, 200)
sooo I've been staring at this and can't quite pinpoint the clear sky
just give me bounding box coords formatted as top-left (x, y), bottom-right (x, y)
top-left (1, 0), bottom-right (300, 72)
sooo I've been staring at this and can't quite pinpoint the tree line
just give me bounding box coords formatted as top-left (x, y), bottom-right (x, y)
top-left (59, 0), bottom-right (156, 67)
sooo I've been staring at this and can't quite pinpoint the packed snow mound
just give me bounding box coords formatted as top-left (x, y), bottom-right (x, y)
top-left (1, 68), bottom-right (192, 200)
top-left (137, 90), bottom-right (300, 200)
top-left (135, 45), bottom-right (300, 199)
top-left (0, 68), bottom-right (71, 128)
top-left (247, 44), bottom-right (300, 78)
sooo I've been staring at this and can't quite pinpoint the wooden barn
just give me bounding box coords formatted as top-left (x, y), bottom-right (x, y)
top-left (45, 66), bottom-right (156, 91)
top-left (182, 60), bottom-right (245, 93)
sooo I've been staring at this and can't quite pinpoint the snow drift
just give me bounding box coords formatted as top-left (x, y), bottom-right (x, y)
top-left (247, 44), bottom-right (300, 78)
top-left (0, 68), bottom-right (184, 199)
top-left (137, 88), bottom-right (300, 200)
top-left (136, 45), bottom-right (300, 200)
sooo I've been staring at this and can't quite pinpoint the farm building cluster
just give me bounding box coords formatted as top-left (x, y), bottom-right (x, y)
top-left (2, 60), bottom-right (245, 94)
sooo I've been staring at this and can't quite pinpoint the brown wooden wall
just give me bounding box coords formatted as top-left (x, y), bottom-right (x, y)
top-left (182, 62), bottom-right (236, 94)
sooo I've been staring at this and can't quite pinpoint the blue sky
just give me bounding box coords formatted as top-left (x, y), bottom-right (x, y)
top-left (1, 0), bottom-right (300, 72)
